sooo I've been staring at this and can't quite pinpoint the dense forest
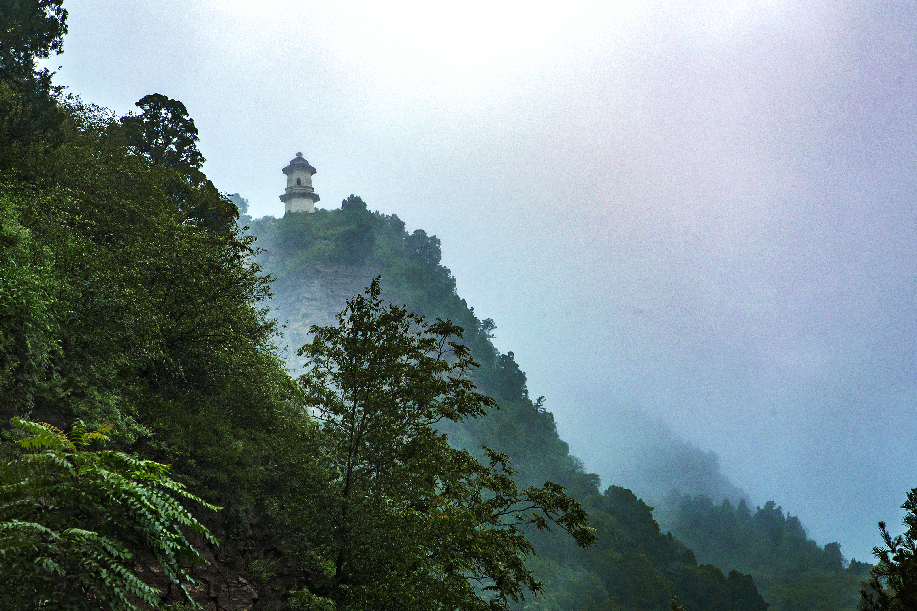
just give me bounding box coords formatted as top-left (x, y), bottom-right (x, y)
top-left (2, 2), bottom-right (915, 610)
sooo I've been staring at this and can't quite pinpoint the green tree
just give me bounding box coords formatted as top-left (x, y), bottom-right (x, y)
top-left (661, 493), bottom-right (870, 611)
top-left (295, 278), bottom-right (595, 611)
top-left (1, 86), bottom-right (296, 522)
top-left (0, 65), bottom-right (308, 606)
top-left (121, 93), bottom-right (205, 176)
top-left (0, 418), bottom-right (219, 610)
top-left (0, 0), bottom-right (68, 165)
top-left (861, 488), bottom-right (917, 611)
top-left (0, 192), bottom-right (58, 423)
top-left (0, 0), bottom-right (67, 82)
top-left (120, 93), bottom-right (237, 233)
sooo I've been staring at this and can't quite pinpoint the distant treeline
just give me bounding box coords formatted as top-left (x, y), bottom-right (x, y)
top-left (658, 494), bottom-right (871, 611)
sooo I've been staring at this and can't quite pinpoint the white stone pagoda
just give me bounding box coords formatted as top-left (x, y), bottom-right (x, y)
top-left (280, 152), bottom-right (320, 213)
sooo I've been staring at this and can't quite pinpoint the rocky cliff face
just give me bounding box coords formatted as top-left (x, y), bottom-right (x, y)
top-left (137, 523), bottom-right (318, 611)
top-left (136, 541), bottom-right (260, 610)
top-left (269, 262), bottom-right (407, 370)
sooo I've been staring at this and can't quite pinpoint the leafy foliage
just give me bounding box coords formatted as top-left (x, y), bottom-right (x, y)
top-left (0, 92), bottom-right (296, 515)
top-left (566, 486), bottom-right (768, 611)
top-left (0, 193), bottom-right (57, 420)
top-left (120, 93), bottom-right (238, 232)
top-left (121, 93), bottom-right (204, 170)
top-left (121, 93), bottom-right (204, 174)
top-left (860, 488), bottom-right (917, 611)
top-left (0, 0), bottom-right (67, 82)
top-left (0, 418), bottom-right (218, 610)
top-left (0, 20), bottom-right (309, 604)
top-left (0, 0), bottom-right (69, 166)
top-left (292, 278), bottom-right (595, 611)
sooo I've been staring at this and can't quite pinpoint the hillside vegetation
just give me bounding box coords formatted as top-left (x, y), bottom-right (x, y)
top-left (248, 199), bottom-right (875, 611)
top-left (0, 91), bottom-right (763, 607)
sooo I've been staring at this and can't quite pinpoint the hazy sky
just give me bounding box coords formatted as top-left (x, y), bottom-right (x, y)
top-left (51, 1), bottom-right (917, 561)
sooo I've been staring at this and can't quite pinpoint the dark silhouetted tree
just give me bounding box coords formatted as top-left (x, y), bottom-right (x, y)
top-left (0, 0), bottom-right (68, 162)
top-left (121, 93), bottom-right (205, 176)
top-left (120, 93), bottom-right (237, 231)
top-left (341, 194), bottom-right (368, 214)
top-left (861, 488), bottom-right (917, 611)
top-left (0, 0), bottom-right (67, 82)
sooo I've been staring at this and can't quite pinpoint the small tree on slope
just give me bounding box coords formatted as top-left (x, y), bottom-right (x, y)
top-left (295, 277), bottom-right (596, 611)
top-left (861, 488), bottom-right (917, 611)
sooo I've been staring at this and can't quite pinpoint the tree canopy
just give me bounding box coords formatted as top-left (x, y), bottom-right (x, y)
top-left (0, 0), bottom-right (69, 164)
top-left (660, 493), bottom-right (870, 611)
top-left (121, 93), bottom-right (204, 173)
top-left (120, 93), bottom-right (239, 232)
top-left (0, 0), bottom-right (67, 82)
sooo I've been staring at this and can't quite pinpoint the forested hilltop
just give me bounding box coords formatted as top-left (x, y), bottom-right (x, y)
top-left (244, 196), bottom-right (871, 611)
top-left (2, 2), bottom-right (912, 610)
top-left (246, 200), bottom-right (870, 611)
top-left (245, 199), bottom-right (769, 611)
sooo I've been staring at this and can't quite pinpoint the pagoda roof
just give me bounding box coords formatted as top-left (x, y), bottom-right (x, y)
top-left (282, 152), bottom-right (316, 175)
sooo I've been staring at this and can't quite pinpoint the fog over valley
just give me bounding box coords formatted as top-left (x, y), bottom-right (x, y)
top-left (49, 0), bottom-right (917, 563)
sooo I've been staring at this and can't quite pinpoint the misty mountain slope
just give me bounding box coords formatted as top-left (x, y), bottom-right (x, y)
top-left (566, 391), bottom-right (872, 611)
top-left (247, 199), bottom-right (617, 499)
top-left (248, 199), bottom-right (744, 503)
top-left (246, 200), bottom-right (774, 611)
top-left (575, 406), bottom-right (749, 508)
top-left (246, 199), bottom-right (870, 611)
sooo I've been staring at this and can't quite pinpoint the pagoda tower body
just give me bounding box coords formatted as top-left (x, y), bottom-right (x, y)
top-left (280, 152), bottom-right (320, 213)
